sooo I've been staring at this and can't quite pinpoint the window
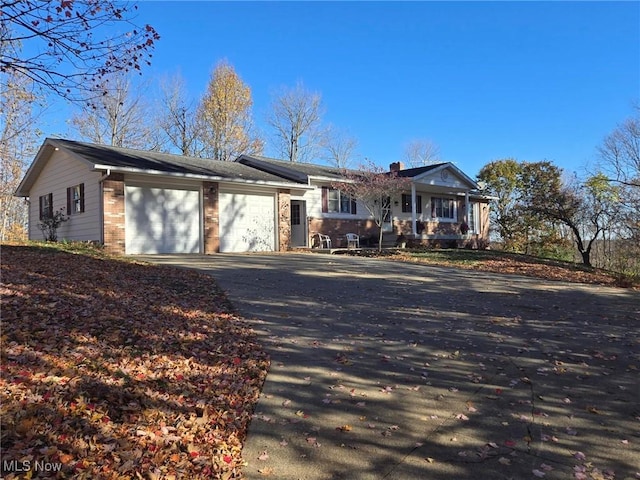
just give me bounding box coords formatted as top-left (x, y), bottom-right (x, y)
top-left (67, 183), bottom-right (84, 215)
top-left (431, 197), bottom-right (456, 220)
top-left (291, 202), bottom-right (301, 226)
top-left (322, 187), bottom-right (356, 214)
top-left (401, 194), bottom-right (422, 214)
top-left (39, 193), bottom-right (53, 220)
top-left (467, 202), bottom-right (477, 233)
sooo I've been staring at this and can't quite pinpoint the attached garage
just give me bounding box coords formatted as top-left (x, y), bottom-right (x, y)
top-left (219, 189), bottom-right (276, 252)
top-left (125, 184), bottom-right (201, 254)
top-left (17, 139), bottom-right (312, 256)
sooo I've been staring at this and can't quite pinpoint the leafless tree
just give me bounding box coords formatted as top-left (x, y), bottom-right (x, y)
top-left (403, 139), bottom-right (441, 167)
top-left (1, 0), bottom-right (159, 103)
top-left (321, 125), bottom-right (358, 168)
top-left (597, 106), bottom-right (640, 188)
top-left (70, 71), bottom-right (157, 149)
top-left (595, 106), bottom-right (640, 256)
top-left (267, 81), bottom-right (324, 163)
top-left (156, 72), bottom-right (204, 156)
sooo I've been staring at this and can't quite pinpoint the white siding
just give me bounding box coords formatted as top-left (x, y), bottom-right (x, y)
top-left (28, 149), bottom-right (102, 242)
top-left (304, 181), bottom-right (372, 220)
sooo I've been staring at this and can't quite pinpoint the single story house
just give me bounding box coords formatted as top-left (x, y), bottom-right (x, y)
top-left (238, 156), bottom-right (491, 249)
top-left (15, 138), bottom-right (490, 254)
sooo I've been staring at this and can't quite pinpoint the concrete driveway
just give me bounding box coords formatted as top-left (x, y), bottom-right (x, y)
top-left (140, 253), bottom-right (640, 480)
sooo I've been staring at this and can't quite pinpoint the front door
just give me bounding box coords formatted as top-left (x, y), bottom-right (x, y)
top-left (290, 200), bottom-right (307, 247)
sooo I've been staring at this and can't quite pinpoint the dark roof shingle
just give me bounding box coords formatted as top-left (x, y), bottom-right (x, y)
top-left (52, 139), bottom-right (302, 184)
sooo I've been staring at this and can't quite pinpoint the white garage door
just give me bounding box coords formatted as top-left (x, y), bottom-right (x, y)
top-left (219, 191), bottom-right (275, 252)
top-left (125, 185), bottom-right (200, 254)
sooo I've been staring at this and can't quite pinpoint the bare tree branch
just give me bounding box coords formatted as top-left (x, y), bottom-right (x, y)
top-left (267, 81), bottom-right (324, 163)
top-left (1, 0), bottom-right (159, 103)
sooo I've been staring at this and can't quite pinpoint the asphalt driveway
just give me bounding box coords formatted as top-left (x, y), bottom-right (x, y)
top-left (140, 253), bottom-right (640, 480)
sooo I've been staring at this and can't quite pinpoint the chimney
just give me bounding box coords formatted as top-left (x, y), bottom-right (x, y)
top-left (389, 161), bottom-right (404, 173)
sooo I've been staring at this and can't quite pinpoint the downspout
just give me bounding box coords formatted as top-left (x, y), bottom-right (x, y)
top-left (411, 183), bottom-right (417, 237)
top-left (464, 190), bottom-right (470, 227)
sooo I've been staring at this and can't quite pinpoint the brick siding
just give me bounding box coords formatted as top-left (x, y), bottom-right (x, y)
top-left (278, 190), bottom-right (291, 251)
top-left (308, 217), bottom-right (380, 248)
top-left (203, 182), bottom-right (220, 254)
top-left (102, 174), bottom-right (125, 255)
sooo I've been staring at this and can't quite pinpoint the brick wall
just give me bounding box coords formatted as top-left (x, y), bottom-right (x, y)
top-left (203, 182), bottom-right (219, 254)
top-left (308, 217), bottom-right (379, 248)
top-left (102, 174), bottom-right (125, 255)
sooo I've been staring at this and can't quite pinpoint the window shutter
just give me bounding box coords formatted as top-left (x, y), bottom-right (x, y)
top-left (351, 197), bottom-right (357, 215)
top-left (431, 197), bottom-right (436, 218)
top-left (47, 193), bottom-right (53, 218)
top-left (79, 183), bottom-right (85, 213)
top-left (321, 187), bottom-right (328, 213)
top-left (67, 187), bottom-right (72, 215)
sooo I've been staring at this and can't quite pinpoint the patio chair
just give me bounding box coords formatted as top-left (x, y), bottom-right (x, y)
top-left (346, 233), bottom-right (359, 248)
top-left (314, 233), bottom-right (332, 249)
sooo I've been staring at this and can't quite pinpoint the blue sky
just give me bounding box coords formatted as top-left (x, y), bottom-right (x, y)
top-left (50, 1), bottom-right (639, 177)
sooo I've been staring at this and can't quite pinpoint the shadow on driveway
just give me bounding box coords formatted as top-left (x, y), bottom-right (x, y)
top-left (140, 253), bottom-right (640, 480)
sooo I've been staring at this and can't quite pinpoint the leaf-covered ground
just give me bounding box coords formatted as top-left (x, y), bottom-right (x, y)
top-left (1, 244), bottom-right (269, 479)
top-left (391, 250), bottom-right (635, 288)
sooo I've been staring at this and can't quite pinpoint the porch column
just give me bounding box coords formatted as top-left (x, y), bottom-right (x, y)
top-left (464, 190), bottom-right (470, 224)
top-left (411, 183), bottom-right (417, 236)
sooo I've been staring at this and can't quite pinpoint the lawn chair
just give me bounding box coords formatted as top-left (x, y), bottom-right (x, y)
top-left (314, 233), bottom-right (332, 249)
top-left (346, 233), bottom-right (359, 249)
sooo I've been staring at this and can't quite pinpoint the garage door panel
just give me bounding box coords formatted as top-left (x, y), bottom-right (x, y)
top-left (125, 186), bottom-right (200, 254)
top-left (219, 192), bottom-right (275, 252)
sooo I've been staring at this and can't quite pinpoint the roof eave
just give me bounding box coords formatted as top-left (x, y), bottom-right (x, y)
top-left (411, 162), bottom-right (479, 190)
top-left (92, 165), bottom-right (313, 190)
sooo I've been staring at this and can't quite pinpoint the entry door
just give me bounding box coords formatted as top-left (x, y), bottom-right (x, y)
top-left (290, 200), bottom-right (307, 247)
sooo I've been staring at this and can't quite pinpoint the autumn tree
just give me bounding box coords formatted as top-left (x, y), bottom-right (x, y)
top-left (70, 71), bottom-right (157, 149)
top-left (197, 61), bottom-right (263, 161)
top-left (0, 70), bottom-right (40, 241)
top-left (321, 125), bottom-right (358, 168)
top-left (1, 0), bottom-right (159, 103)
top-left (332, 161), bottom-right (411, 251)
top-left (519, 163), bottom-right (620, 267)
top-left (403, 139), bottom-right (441, 167)
top-left (156, 72), bottom-right (203, 156)
top-left (267, 81), bottom-right (324, 163)
top-left (477, 158), bottom-right (528, 250)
